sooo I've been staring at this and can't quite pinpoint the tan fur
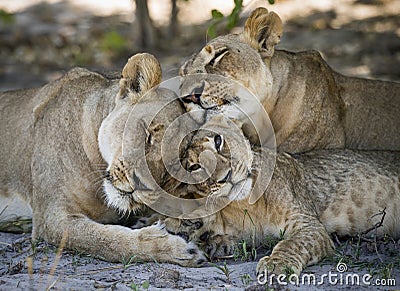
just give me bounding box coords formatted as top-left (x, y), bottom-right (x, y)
top-left (183, 115), bottom-right (254, 202)
top-left (0, 53), bottom-right (205, 266)
top-left (179, 7), bottom-right (400, 153)
top-left (164, 117), bottom-right (400, 275)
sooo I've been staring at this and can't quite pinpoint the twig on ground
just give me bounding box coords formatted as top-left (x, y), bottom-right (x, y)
top-left (67, 265), bottom-right (124, 277)
top-left (359, 208), bottom-right (387, 263)
top-left (0, 241), bottom-right (12, 247)
top-left (46, 230), bottom-right (68, 289)
top-left (361, 208), bottom-right (386, 236)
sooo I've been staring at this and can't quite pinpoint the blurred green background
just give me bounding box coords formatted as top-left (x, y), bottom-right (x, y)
top-left (0, 0), bottom-right (399, 91)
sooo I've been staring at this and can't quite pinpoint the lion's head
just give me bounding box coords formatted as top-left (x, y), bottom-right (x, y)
top-left (98, 53), bottom-right (188, 213)
top-left (183, 115), bottom-right (254, 202)
top-left (179, 7), bottom-right (283, 112)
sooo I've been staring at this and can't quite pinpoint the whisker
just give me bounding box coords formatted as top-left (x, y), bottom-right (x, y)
top-left (206, 193), bottom-right (217, 210)
top-left (96, 185), bottom-right (105, 198)
top-left (92, 179), bottom-right (105, 187)
top-left (88, 172), bottom-right (107, 180)
top-left (88, 175), bottom-right (107, 190)
top-left (90, 166), bottom-right (108, 172)
top-left (87, 172), bottom-right (107, 179)
top-left (98, 185), bottom-right (107, 200)
top-left (87, 169), bottom-right (107, 180)
top-left (90, 166), bottom-right (108, 171)
top-left (91, 163), bottom-right (108, 167)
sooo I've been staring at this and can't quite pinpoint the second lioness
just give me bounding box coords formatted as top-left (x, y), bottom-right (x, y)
top-left (165, 116), bottom-right (400, 276)
top-left (179, 7), bottom-right (400, 153)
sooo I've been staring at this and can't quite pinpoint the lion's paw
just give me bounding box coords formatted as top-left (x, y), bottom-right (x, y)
top-left (164, 232), bottom-right (208, 267)
top-left (141, 223), bottom-right (207, 267)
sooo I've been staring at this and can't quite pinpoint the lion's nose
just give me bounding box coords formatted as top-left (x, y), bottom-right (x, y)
top-left (182, 93), bottom-right (200, 104)
top-left (181, 82), bottom-right (205, 104)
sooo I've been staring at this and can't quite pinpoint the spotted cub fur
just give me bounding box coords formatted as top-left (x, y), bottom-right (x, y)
top-left (165, 116), bottom-right (400, 276)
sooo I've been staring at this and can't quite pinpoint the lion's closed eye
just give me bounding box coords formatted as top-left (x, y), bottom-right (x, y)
top-left (209, 47), bottom-right (229, 67)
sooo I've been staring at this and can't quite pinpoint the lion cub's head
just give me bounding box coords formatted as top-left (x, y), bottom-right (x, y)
top-left (179, 7), bottom-right (283, 111)
top-left (98, 53), bottom-right (187, 213)
top-left (184, 115), bottom-right (254, 202)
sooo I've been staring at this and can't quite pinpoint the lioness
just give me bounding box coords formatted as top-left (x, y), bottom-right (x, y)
top-left (179, 7), bottom-right (400, 153)
top-left (0, 53), bottom-right (205, 265)
top-left (164, 115), bottom-right (400, 276)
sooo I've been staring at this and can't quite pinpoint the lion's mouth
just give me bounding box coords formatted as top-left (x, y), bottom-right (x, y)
top-left (103, 176), bottom-right (146, 213)
top-left (116, 188), bottom-right (133, 196)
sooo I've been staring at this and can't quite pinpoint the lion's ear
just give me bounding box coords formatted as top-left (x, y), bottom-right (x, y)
top-left (119, 53), bottom-right (162, 99)
top-left (241, 7), bottom-right (283, 58)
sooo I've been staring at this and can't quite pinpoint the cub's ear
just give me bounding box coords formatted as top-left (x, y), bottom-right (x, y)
top-left (241, 7), bottom-right (283, 58)
top-left (119, 53), bottom-right (162, 99)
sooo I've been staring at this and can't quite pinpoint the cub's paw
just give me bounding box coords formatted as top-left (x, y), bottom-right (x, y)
top-left (131, 213), bottom-right (165, 229)
top-left (201, 234), bottom-right (235, 259)
top-left (256, 255), bottom-right (301, 277)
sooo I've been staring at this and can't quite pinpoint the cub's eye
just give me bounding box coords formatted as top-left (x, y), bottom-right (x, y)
top-left (188, 163), bottom-right (201, 172)
top-left (214, 134), bottom-right (223, 151)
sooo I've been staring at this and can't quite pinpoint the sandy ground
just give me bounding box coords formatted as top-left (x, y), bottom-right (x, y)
top-left (0, 0), bottom-right (399, 290)
top-left (1, 232), bottom-right (399, 290)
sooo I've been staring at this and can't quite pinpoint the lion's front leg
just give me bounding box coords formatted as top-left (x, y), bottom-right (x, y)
top-left (33, 210), bottom-right (206, 267)
top-left (257, 222), bottom-right (334, 277)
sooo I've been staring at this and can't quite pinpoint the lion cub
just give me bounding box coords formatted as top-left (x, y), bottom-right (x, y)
top-left (179, 7), bottom-right (400, 153)
top-left (0, 53), bottom-right (205, 266)
top-left (165, 116), bottom-right (400, 276)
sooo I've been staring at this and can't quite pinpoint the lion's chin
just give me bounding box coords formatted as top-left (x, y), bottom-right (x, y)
top-left (103, 179), bottom-right (141, 214)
